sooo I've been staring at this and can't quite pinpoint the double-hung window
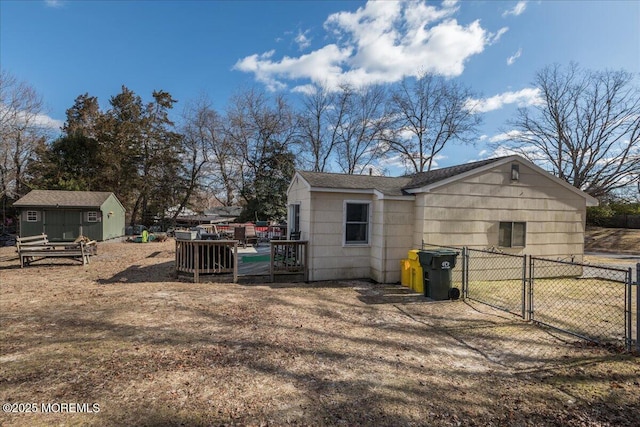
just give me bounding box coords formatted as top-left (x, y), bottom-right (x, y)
top-left (26, 211), bottom-right (39, 222)
top-left (86, 211), bottom-right (99, 222)
top-left (499, 222), bottom-right (526, 247)
top-left (344, 202), bottom-right (370, 245)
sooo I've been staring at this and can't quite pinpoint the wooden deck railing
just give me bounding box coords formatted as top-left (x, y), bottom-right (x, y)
top-left (270, 240), bottom-right (308, 282)
top-left (175, 239), bottom-right (238, 283)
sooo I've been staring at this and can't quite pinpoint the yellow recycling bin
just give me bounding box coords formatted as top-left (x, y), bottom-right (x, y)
top-left (401, 250), bottom-right (424, 294)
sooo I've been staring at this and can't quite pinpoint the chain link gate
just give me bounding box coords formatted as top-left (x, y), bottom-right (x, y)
top-left (425, 243), bottom-right (639, 351)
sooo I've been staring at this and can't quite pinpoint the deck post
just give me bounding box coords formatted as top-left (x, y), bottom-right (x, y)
top-left (233, 242), bottom-right (238, 283)
top-left (193, 241), bottom-right (200, 283)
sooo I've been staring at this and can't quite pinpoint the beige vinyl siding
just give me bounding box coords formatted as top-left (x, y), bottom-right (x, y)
top-left (418, 163), bottom-right (587, 259)
top-left (370, 198), bottom-right (414, 283)
top-left (308, 192), bottom-right (372, 281)
top-left (287, 175), bottom-right (311, 241)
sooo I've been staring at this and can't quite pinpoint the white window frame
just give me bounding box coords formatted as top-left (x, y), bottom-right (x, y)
top-left (499, 221), bottom-right (526, 248)
top-left (86, 211), bottom-right (100, 222)
top-left (343, 200), bottom-right (371, 246)
top-left (26, 211), bottom-right (39, 222)
top-left (288, 203), bottom-right (300, 238)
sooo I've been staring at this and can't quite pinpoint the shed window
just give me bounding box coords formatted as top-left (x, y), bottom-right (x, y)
top-left (86, 211), bottom-right (99, 222)
top-left (344, 202), bottom-right (370, 245)
top-left (26, 211), bottom-right (39, 222)
top-left (289, 204), bottom-right (300, 238)
top-left (499, 222), bottom-right (526, 247)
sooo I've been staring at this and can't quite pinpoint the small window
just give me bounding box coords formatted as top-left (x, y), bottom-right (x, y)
top-left (345, 202), bottom-right (370, 245)
top-left (499, 222), bottom-right (526, 247)
top-left (26, 211), bottom-right (39, 222)
top-left (86, 211), bottom-right (99, 222)
top-left (511, 164), bottom-right (520, 181)
top-left (289, 204), bottom-right (300, 237)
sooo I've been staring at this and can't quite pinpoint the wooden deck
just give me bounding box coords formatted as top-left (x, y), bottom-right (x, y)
top-left (175, 239), bottom-right (307, 283)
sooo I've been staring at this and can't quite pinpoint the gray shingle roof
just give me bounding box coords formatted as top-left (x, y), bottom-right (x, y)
top-left (297, 157), bottom-right (509, 195)
top-left (297, 171), bottom-right (413, 196)
top-left (13, 190), bottom-right (115, 208)
top-left (403, 157), bottom-right (509, 189)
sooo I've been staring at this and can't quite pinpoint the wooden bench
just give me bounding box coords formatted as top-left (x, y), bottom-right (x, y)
top-left (16, 234), bottom-right (97, 268)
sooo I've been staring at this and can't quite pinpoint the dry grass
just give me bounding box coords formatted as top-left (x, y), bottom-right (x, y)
top-left (585, 227), bottom-right (640, 255)
top-left (0, 240), bottom-right (639, 426)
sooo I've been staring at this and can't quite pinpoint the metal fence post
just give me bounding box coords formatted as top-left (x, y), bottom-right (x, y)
top-left (626, 267), bottom-right (632, 351)
top-left (528, 256), bottom-right (534, 322)
top-left (462, 247), bottom-right (468, 299)
top-left (522, 255), bottom-right (527, 320)
top-left (636, 263), bottom-right (640, 352)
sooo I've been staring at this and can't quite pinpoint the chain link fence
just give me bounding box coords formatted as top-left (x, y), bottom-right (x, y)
top-left (422, 243), bottom-right (639, 351)
top-left (530, 257), bottom-right (633, 348)
top-left (466, 248), bottom-right (527, 319)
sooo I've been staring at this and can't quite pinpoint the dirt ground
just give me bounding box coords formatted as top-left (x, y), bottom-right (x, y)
top-left (585, 227), bottom-right (640, 255)
top-left (1, 240), bottom-right (639, 426)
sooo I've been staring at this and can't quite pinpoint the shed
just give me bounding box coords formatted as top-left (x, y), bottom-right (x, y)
top-left (13, 190), bottom-right (126, 241)
top-left (286, 155), bottom-right (598, 283)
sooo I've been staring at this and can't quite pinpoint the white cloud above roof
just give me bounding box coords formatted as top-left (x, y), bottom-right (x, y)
top-left (234, 0), bottom-right (494, 91)
top-left (465, 88), bottom-right (543, 113)
top-left (295, 30), bottom-right (312, 50)
top-left (502, 1), bottom-right (528, 18)
top-left (507, 48), bottom-right (522, 65)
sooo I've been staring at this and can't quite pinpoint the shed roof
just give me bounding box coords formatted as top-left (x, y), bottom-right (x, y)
top-left (14, 190), bottom-right (116, 208)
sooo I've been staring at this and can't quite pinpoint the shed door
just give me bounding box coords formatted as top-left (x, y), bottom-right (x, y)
top-left (44, 210), bottom-right (81, 241)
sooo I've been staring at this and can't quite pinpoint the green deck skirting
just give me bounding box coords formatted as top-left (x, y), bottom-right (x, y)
top-left (242, 254), bottom-right (271, 263)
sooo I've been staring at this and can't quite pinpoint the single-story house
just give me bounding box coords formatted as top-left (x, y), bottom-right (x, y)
top-left (286, 155), bottom-right (598, 283)
top-left (13, 190), bottom-right (126, 242)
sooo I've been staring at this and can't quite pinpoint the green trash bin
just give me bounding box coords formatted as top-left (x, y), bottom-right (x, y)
top-left (417, 249), bottom-right (460, 300)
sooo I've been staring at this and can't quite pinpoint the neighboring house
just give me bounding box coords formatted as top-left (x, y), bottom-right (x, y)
top-left (286, 155), bottom-right (598, 283)
top-left (13, 190), bottom-right (126, 241)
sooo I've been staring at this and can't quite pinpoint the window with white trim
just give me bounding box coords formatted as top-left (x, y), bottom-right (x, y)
top-left (86, 211), bottom-right (99, 222)
top-left (26, 211), bottom-right (39, 222)
top-left (499, 222), bottom-right (526, 247)
top-left (344, 202), bottom-right (370, 245)
top-left (289, 203), bottom-right (300, 237)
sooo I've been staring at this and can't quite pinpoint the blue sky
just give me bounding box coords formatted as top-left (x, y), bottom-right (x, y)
top-left (1, 0), bottom-right (639, 171)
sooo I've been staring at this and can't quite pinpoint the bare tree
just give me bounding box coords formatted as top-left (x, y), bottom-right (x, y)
top-left (180, 96), bottom-right (241, 211)
top-left (501, 63), bottom-right (640, 199)
top-left (333, 84), bottom-right (390, 175)
top-left (384, 73), bottom-right (481, 173)
top-left (296, 85), bottom-right (340, 172)
top-left (0, 70), bottom-right (53, 200)
top-left (225, 88), bottom-right (297, 220)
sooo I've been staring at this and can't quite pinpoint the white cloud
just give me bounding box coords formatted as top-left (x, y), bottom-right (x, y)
top-left (291, 84), bottom-right (317, 95)
top-left (502, 1), bottom-right (527, 17)
top-left (507, 48), bottom-right (522, 65)
top-left (465, 88), bottom-right (543, 113)
top-left (295, 30), bottom-right (312, 50)
top-left (44, 0), bottom-right (64, 8)
top-left (34, 112), bottom-right (63, 130)
top-left (234, 0), bottom-right (493, 92)
top-left (488, 27), bottom-right (509, 45)
top-left (489, 130), bottom-right (524, 143)
top-left (0, 104), bottom-right (63, 131)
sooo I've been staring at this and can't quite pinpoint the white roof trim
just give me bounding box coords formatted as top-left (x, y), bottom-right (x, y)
top-left (307, 187), bottom-right (374, 195)
top-left (287, 171), bottom-right (312, 194)
top-left (373, 190), bottom-right (415, 201)
top-left (404, 155), bottom-right (599, 206)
